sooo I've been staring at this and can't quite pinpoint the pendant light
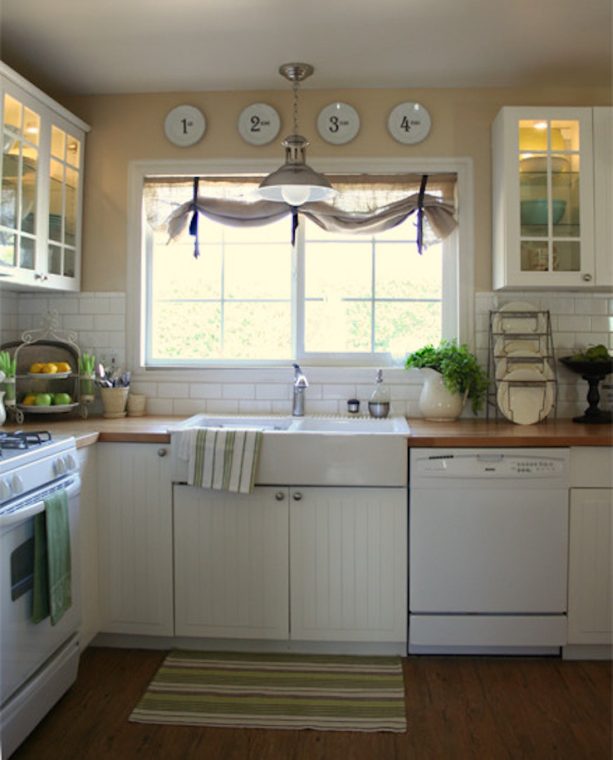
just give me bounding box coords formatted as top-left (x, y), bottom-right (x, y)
top-left (258, 63), bottom-right (336, 206)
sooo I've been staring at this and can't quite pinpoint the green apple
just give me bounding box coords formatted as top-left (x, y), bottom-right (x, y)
top-left (35, 393), bottom-right (53, 406)
top-left (53, 392), bottom-right (72, 406)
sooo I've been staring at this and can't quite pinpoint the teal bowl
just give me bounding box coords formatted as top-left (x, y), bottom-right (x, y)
top-left (521, 199), bottom-right (566, 226)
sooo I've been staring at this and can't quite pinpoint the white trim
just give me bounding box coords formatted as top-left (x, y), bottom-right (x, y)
top-left (126, 157), bottom-right (475, 375)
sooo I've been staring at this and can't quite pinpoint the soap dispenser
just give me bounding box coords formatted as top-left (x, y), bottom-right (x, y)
top-left (368, 369), bottom-right (390, 418)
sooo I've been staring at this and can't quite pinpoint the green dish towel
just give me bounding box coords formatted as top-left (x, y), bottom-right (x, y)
top-left (32, 489), bottom-right (72, 625)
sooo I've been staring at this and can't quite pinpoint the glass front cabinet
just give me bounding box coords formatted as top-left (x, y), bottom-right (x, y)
top-left (492, 107), bottom-right (595, 289)
top-left (0, 63), bottom-right (88, 291)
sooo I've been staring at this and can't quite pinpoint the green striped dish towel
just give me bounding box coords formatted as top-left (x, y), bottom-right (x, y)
top-left (187, 428), bottom-right (263, 494)
top-left (32, 489), bottom-right (72, 625)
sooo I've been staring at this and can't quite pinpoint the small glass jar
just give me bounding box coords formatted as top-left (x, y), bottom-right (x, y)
top-left (2, 376), bottom-right (16, 407)
top-left (79, 373), bottom-right (96, 403)
top-left (347, 398), bottom-right (360, 415)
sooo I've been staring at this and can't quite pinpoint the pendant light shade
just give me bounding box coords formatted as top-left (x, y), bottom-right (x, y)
top-left (258, 63), bottom-right (336, 205)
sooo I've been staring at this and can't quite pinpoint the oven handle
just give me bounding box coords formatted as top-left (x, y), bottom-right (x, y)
top-left (0, 476), bottom-right (80, 529)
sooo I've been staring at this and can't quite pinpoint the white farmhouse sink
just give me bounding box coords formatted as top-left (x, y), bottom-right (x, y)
top-left (290, 416), bottom-right (410, 434)
top-left (169, 414), bottom-right (409, 487)
top-left (170, 414), bottom-right (409, 435)
top-left (173, 415), bottom-right (294, 431)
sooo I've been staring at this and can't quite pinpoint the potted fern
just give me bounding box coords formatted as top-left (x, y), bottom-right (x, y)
top-left (405, 340), bottom-right (488, 420)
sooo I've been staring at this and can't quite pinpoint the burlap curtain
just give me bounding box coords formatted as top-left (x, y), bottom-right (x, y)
top-left (144, 174), bottom-right (458, 254)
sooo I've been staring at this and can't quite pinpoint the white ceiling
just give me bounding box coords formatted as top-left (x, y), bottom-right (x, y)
top-left (0, 0), bottom-right (611, 95)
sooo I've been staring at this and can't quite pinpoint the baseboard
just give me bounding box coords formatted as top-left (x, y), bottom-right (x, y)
top-left (90, 633), bottom-right (406, 656)
top-left (562, 644), bottom-right (613, 660)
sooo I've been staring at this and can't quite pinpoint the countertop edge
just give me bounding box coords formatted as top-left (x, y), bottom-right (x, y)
top-left (6, 416), bottom-right (612, 448)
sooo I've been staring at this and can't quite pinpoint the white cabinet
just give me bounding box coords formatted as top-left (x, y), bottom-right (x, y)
top-left (290, 487), bottom-right (407, 643)
top-left (173, 484), bottom-right (407, 646)
top-left (77, 445), bottom-right (99, 648)
top-left (97, 443), bottom-right (173, 636)
top-left (492, 106), bottom-right (596, 289)
top-left (174, 485), bottom-right (289, 639)
top-left (593, 107), bottom-right (613, 288)
top-left (0, 62), bottom-right (88, 291)
top-left (567, 447), bottom-right (613, 652)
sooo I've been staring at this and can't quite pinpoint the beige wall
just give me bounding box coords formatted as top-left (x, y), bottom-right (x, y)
top-left (63, 85), bottom-right (610, 293)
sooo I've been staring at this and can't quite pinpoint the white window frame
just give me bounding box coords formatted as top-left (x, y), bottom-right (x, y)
top-left (127, 157), bottom-right (474, 377)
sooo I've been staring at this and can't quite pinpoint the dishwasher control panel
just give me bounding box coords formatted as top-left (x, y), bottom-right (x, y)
top-left (412, 449), bottom-right (569, 482)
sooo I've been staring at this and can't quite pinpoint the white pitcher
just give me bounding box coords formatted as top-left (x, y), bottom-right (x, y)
top-left (0, 390), bottom-right (6, 426)
top-left (418, 368), bottom-right (467, 421)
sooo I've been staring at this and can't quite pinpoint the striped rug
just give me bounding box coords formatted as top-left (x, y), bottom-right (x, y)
top-left (129, 650), bottom-right (407, 732)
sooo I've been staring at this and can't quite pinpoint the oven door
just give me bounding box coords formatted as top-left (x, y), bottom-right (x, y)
top-left (0, 474), bottom-right (81, 706)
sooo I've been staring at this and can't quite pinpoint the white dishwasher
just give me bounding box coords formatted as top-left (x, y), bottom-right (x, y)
top-left (409, 448), bottom-right (570, 654)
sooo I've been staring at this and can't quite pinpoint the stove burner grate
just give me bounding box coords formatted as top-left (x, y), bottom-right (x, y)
top-left (0, 431), bottom-right (52, 454)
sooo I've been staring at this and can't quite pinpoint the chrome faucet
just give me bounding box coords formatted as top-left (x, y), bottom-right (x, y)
top-left (292, 363), bottom-right (309, 416)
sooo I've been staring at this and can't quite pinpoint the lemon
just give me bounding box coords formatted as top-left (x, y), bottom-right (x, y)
top-left (42, 363), bottom-right (58, 374)
top-left (29, 362), bottom-right (45, 373)
top-left (56, 362), bottom-right (72, 373)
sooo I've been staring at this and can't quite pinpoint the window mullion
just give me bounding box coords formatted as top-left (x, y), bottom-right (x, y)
top-left (370, 236), bottom-right (376, 353)
top-left (220, 232), bottom-right (226, 354)
top-left (294, 220), bottom-right (305, 360)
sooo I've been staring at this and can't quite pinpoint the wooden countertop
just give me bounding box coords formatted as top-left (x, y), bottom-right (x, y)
top-left (3, 415), bottom-right (612, 448)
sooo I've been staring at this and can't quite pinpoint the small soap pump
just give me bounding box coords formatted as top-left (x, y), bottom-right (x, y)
top-left (368, 369), bottom-right (390, 418)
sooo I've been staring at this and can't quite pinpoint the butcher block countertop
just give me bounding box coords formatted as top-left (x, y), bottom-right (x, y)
top-left (3, 416), bottom-right (612, 448)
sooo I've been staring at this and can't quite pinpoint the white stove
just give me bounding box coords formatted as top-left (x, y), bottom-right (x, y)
top-left (0, 430), bottom-right (81, 758)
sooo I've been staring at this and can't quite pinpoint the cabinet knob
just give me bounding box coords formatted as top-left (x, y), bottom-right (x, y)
top-left (292, 492), bottom-right (303, 501)
top-left (157, 448), bottom-right (168, 457)
top-left (275, 491), bottom-right (285, 501)
top-left (582, 273), bottom-right (593, 282)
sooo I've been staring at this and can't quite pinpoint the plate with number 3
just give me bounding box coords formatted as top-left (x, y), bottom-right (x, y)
top-left (317, 103), bottom-right (360, 145)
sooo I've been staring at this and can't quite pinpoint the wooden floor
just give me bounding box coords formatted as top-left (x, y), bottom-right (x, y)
top-left (12, 647), bottom-right (612, 760)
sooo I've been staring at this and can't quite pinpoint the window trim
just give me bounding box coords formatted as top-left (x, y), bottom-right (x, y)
top-left (127, 157), bottom-right (474, 377)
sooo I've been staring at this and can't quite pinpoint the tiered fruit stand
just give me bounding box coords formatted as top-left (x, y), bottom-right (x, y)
top-left (0, 315), bottom-right (94, 423)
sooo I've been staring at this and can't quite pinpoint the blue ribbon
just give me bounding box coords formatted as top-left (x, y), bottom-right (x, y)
top-left (416, 174), bottom-right (428, 254)
top-left (291, 207), bottom-right (299, 246)
top-left (189, 177), bottom-right (200, 259)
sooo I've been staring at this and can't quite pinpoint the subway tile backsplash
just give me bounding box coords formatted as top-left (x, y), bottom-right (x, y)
top-left (2, 289), bottom-right (612, 419)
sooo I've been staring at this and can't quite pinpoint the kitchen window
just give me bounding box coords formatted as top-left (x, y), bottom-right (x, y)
top-left (135, 161), bottom-right (471, 369)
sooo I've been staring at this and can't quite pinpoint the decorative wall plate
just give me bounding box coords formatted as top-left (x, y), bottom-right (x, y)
top-left (164, 105), bottom-right (206, 147)
top-left (238, 103), bottom-right (281, 146)
top-left (387, 102), bottom-right (431, 144)
top-left (317, 102), bottom-right (360, 145)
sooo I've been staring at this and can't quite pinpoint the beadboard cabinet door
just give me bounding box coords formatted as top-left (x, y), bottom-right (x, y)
top-left (290, 487), bottom-right (407, 643)
top-left (568, 488), bottom-right (613, 646)
top-left (97, 443), bottom-right (173, 635)
top-left (77, 445), bottom-right (99, 647)
top-left (174, 485), bottom-right (289, 639)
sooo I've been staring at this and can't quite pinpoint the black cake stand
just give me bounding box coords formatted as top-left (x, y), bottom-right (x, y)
top-left (559, 357), bottom-right (613, 424)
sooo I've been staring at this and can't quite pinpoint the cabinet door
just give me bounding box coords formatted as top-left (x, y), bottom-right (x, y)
top-left (290, 487), bottom-right (407, 643)
top-left (568, 488), bottom-right (613, 645)
top-left (593, 107), bottom-right (613, 287)
top-left (97, 443), bottom-right (173, 635)
top-left (45, 118), bottom-right (83, 291)
top-left (174, 485), bottom-right (289, 639)
top-left (493, 107), bottom-right (595, 289)
top-left (0, 67), bottom-right (86, 292)
top-left (77, 446), bottom-right (99, 647)
top-left (0, 82), bottom-right (42, 288)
